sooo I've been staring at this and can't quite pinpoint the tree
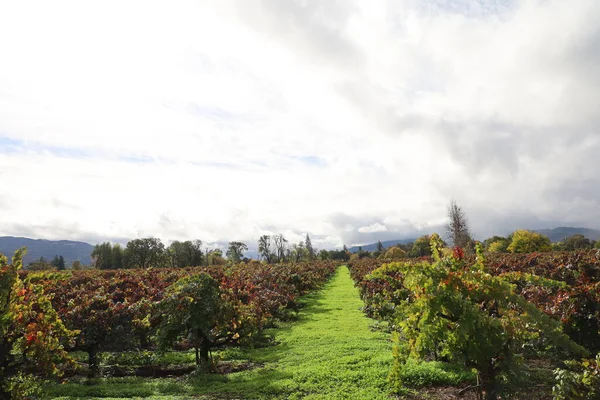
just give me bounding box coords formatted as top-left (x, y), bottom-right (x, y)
top-left (382, 246), bottom-right (406, 260)
top-left (207, 249), bottom-right (226, 266)
top-left (258, 235), bottom-right (273, 263)
top-left (328, 248), bottom-right (350, 261)
top-left (356, 246), bottom-right (371, 259)
top-left (155, 273), bottom-right (235, 365)
top-left (168, 240), bottom-right (203, 268)
top-left (226, 242), bottom-right (248, 263)
top-left (273, 234), bottom-right (288, 262)
top-left (488, 240), bottom-right (509, 253)
top-left (92, 242), bottom-right (114, 269)
top-left (446, 200), bottom-right (472, 250)
top-left (563, 234), bottom-right (592, 251)
top-left (27, 257), bottom-right (53, 271)
top-left (483, 236), bottom-right (508, 249)
top-left (305, 234), bottom-right (315, 260)
top-left (91, 243), bottom-right (126, 269)
top-left (1, 248), bottom-right (76, 399)
top-left (318, 249), bottom-right (330, 260)
top-left (124, 238), bottom-right (166, 268)
top-left (507, 230), bottom-right (552, 253)
top-left (409, 235), bottom-right (433, 257)
top-left (51, 255), bottom-right (65, 270)
top-left (112, 244), bottom-right (124, 269)
top-left (290, 242), bottom-right (307, 263)
top-left (388, 235), bottom-right (588, 399)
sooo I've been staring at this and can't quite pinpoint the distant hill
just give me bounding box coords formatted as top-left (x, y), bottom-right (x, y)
top-left (349, 239), bottom-right (415, 253)
top-left (534, 227), bottom-right (600, 242)
top-left (0, 236), bottom-right (94, 267)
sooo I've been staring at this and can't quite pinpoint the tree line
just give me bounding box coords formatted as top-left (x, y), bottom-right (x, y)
top-left (28, 200), bottom-right (600, 271)
top-left (27, 255), bottom-right (66, 271)
top-left (90, 234), bottom-right (319, 270)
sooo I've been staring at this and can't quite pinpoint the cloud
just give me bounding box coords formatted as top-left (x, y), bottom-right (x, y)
top-left (0, 0), bottom-right (599, 248)
top-left (358, 223), bottom-right (388, 233)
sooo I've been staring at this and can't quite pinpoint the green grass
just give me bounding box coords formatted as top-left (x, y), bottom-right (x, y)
top-left (49, 267), bottom-right (394, 399)
top-left (394, 359), bottom-right (474, 388)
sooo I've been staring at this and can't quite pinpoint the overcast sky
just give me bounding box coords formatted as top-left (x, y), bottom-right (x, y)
top-left (1, 0), bottom-right (599, 249)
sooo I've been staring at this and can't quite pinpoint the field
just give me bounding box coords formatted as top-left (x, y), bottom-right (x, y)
top-left (3, 247), bottom-right (600, 399)
top-left (49, 267), bottom-right (393, 399)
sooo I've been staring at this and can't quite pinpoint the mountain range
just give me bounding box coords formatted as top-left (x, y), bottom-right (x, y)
top-left (533, 227), bottom-right (600, 242)
top-left (0, 236), bottom-right (94, 266)
top-left (348, 239), bottom-right (415, 253)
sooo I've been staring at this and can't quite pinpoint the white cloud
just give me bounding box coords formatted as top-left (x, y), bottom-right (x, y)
top-left (358, 223), bottom-right (388, 234)
top-left (0, 0), bottom-right (599, 248)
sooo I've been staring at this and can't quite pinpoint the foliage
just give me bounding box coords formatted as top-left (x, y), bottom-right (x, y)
top-left (562, 234), bottom-right (593, 251)
top-left (507, 229), bottom-right (552, 253)
top-left (289, 242), bottom-right (308, 262)
top-left (258, 235), bottom-right (273, 263)
top-left (273, 234), bottom-right (288, 262)
top-left (382, 246), bottom-right (406, 260)
top-left (124, 238), bottom-right (166, 268)
top-left (350, 249), bottom-right (600, 355)
top-left (167, 240), bottom-right (203, 268)
top-left (27, 260), bottom-right (338, 376)
top-left (553, 354), bottom-right (599, 399)
top-left (46, 267), bottom-right (393, 400)
top-left (0, 248), bottom-right (76, 399)
top-left (409, 235), bottom-right (433, 257)
top-left (387, 235), bottom-right (587, 399)
top-left (484, 236), bottom-right (509, 249)
top-left (488, 239), bottom-right (509, 253)
top-left (328, 248), bottom-right (351, 261)
top-left (206, 249), bottom-right (227, 265)
top-left (155, 273), bottom-right (236, 366)
top-left (318, 249), bottom-right (330, 260)
top-left (361, 261), bottom-right (411, 323)
top-left (226, 241), bottom-right (248, 263)
top-left (92, 242), bottom-right (116, 269)
top-left (37, 268), bottom-right (180, 375)
top-left (51, 255), bottom-right (66, 270)
top-left (481, 250), bottom-right (600, 352)
top-left (71, 260), bottom-right (85, 270)
top-left (27, 256), bottom-right (54, 271)
top-left (305, 233), bottom-right (315, 260)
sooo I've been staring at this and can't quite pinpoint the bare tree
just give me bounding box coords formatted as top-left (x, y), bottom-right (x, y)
top-left (273, 234), bottom-right (288, 262)
top-left (446, 200), bottom-right (472, 250)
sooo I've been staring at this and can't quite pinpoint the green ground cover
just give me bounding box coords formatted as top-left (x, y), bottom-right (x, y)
top-left (50, 267), bottom-right (394, 399)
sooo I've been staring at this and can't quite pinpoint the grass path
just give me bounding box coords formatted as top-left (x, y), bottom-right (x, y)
top-left (51, 267), bottom-right (393, 399)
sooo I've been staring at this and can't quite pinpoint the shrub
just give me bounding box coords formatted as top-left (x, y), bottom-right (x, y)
top-left (507, 230), bottom-right (552, 253)
top-left (1, 249), bottom-right (76, 399)
top-left (553, 354), bottom-right (599, 399)
top-left (389, 234), bottom-right (587, 400)
top-left (488, 240), bottom-right (509, 253)
top-left (155, 273), bottom-right (253, 367)
top-left (382, 247), bottom-right (406, 260)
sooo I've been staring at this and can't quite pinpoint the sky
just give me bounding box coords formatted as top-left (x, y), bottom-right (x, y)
top-left (1, 0), bottom-right (600, 250)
